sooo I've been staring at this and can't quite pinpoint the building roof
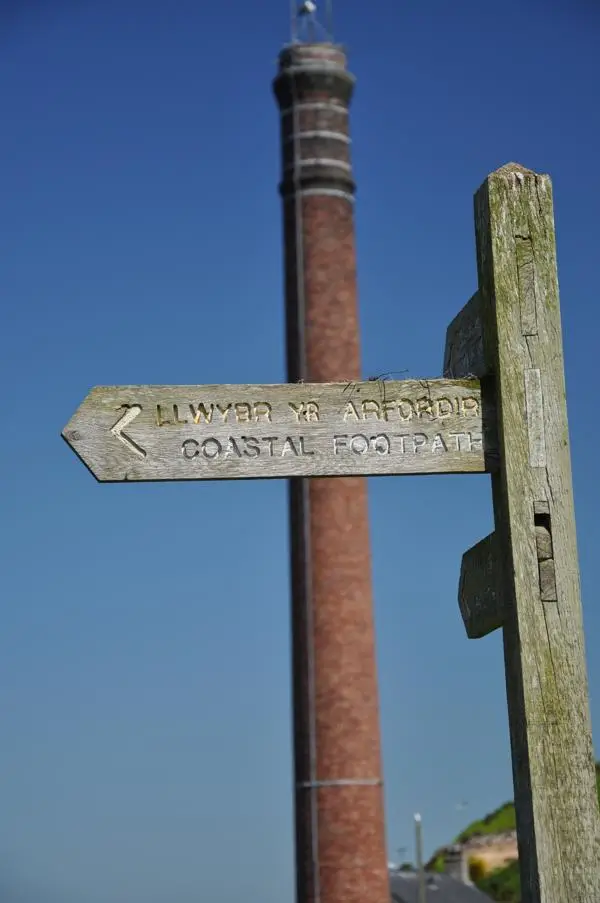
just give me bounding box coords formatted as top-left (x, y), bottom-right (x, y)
top-left (390, 870), bottom-right (494, 903)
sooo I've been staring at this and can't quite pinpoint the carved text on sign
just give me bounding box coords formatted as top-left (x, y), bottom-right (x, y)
top-left (62, 380), bottom-right (498, 481)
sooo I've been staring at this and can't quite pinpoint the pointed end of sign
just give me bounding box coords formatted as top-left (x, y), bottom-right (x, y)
top-left (61, 404), bottom-right (85, 452)
top-left (61, 391), bottom-right (93, 447)
top-left (62, 423), bottom-right (81, 448)
top-left (60, 424), bottom-right (102, 483)
top-left (62, 402), bottom-right (106, 482)
top-left (61, 388), bottom-right (148, 483)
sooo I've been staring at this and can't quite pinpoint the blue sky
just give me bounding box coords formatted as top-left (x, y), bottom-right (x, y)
top-left (1, 1), bottom-right (599, 901)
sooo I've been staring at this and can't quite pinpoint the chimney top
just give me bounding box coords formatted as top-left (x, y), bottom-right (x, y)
top-left (272, 41), bottom-right (355, 111)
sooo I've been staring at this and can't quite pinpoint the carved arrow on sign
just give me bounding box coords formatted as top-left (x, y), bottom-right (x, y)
top-left (110, 405), bottom-right (146, 458)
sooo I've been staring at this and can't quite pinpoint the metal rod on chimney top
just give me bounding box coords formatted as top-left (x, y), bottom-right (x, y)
top-left (290, 0), bottom-right (297, 42)
top-left (325, 0), bottom-right (334, 40)
top-left (415, 813), bottom-right (427, 903)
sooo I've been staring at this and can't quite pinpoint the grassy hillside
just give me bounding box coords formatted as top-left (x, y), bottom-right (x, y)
top-left (426, 797), bottom-right (517, 871)
top-left (427, 762), bottom-right (600, 902)
top-left (455, 800), bottom-right (515, 843)
top-left (452, 761), bottom-right (599, 845)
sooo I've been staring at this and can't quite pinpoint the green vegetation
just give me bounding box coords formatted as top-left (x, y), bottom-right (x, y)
top-left (476, 860), bottom-right (520, 902)
top-left (425, 762), bottom-right (600, 902)
top-left (427, 855), bottom-right (442, 873)
top-left (455, 800), bottom-right (516, 843)
top-left (468, 857), bottom-right (487, 884)
top-left (425, 800), bottom-right (517, 873)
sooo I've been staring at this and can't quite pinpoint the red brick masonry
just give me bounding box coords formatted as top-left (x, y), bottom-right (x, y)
top-left (274, 43), bottom-right (390, 903)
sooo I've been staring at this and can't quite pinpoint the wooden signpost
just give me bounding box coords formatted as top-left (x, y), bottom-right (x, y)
top-left (62, 379), bottom-right (498, 482)
top-left (62, 163), bottom-right (600, 902)
top-left (445, 164), bottom-right (600, 902)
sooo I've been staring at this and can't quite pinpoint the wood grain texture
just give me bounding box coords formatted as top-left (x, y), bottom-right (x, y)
top-left (62, 379), bottom-right (499, 482)
top-left (475, 162), bottom-right (600, 902)
top-left (443, 291), bottom-right (489, 378)
top-left (458, 532), bottom-right (505, 639)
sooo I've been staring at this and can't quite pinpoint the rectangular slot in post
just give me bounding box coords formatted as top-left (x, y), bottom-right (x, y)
top-left (534, 508), bottom-right (557, 602)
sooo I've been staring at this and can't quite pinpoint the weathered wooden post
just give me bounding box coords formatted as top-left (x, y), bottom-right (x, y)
top-left (62, 162), bottom-right (600, 903)
top-left (447, 163), bottom-right (600, 902)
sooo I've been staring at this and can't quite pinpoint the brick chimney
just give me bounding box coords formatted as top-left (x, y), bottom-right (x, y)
top-left (273, 42), bottom-right (389, 903)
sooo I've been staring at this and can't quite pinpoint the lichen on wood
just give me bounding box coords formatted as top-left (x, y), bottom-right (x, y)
top-left (474, 162), bottom-right (600, 903)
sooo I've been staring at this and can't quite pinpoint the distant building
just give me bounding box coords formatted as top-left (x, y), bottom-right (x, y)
top-left (390, 846), bottom-right (494, 902)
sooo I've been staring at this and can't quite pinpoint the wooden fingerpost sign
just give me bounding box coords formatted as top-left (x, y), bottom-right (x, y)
top-left (446, 163), bottom-right (600, 902)
top-left (62, 163), bottom-right (600, 903)
top-left (63, 380), bottom-right (498, 482)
